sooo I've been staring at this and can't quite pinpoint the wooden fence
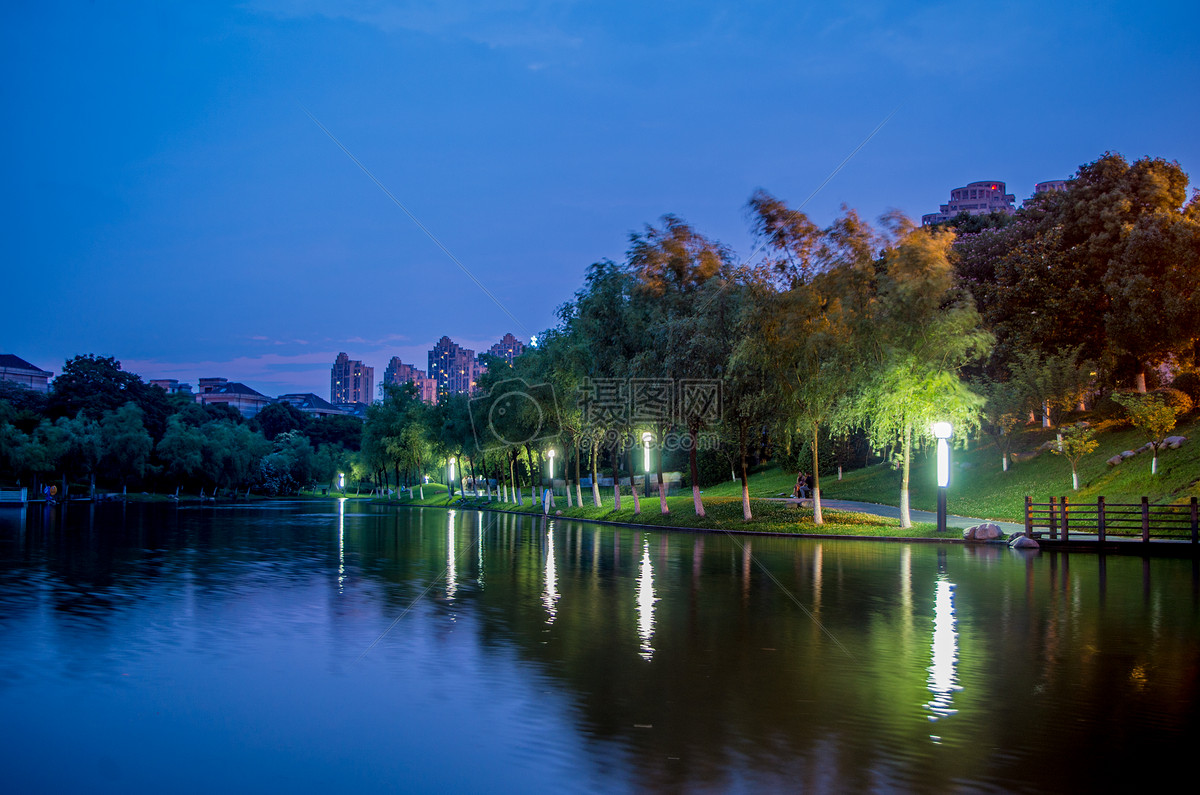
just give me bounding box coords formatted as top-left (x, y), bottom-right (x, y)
top-left (1024, 496), bottom-right (1199, 544)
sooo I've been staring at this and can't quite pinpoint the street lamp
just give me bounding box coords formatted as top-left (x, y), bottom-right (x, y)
top-left (642, 431), bottom-right (653, 473)
top-left (547, 449), bottom-right (556, 480)
top-left (932, 421), bottom-right (952, 533)
top-left (337, 472), bottom-right (345, 493)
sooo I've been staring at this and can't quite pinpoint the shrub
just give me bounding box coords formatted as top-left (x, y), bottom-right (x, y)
top-left (1170, 371), bottom-right (1200, 403)
top-left (1153, 387), bottom-right (1194, 416)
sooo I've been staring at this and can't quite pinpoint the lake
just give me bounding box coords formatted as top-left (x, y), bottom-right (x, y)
top-left (1, 500), bottom-right (1197, 793)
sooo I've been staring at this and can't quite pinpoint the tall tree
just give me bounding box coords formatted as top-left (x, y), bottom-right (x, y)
top-left (841, 220), bottom-right (991, 528)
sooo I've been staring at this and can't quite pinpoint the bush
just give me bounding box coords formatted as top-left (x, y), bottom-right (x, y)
top-left (1153, 387), bottom-right (1194, 416)
top-left (1170, 371), bottom-right (1200, 403)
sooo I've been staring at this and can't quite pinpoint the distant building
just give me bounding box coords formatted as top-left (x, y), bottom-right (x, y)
top-left (1034, 179), bottom-right (1071, 195)
top-left (331, 353), bottom-right (374, 405)
top-left (196, 377), bottom-right (273, 417)
top-left (383, 357), bottom-right (438, 404)
top-left (149, 379), bottom-right (193, 395)
top-left (277, 393), bottom-right (345, 417)
top-left (0, 354), bottom-right (53, 392)
top-left (922, 181), bottom-right (1017, 225)
top-left (334, 402), bottom-right (371, 419)
top-left (428, 336), bottom-right (483, 399)
top-left (486, 333), bottom-right (526, 367)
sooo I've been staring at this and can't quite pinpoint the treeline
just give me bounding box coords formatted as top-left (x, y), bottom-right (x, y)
top-left (0, 355), bottom-right (363, 497)
top-left (362, 153), bottom-right (1199, 527)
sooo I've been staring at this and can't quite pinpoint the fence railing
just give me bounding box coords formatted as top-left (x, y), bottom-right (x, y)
top-left (1024, 496), bottom-right (1199, 544)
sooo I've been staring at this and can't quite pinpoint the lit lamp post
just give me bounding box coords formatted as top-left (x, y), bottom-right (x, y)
top-left (932, 422), bottom-right (952, 533)
top-left (642, 432), bottom-right (653, 473)
top-left (547, 449), bottom-right (556, 480)
top-left (448, 457), bottom-right (456, 496)
top-left (337, 472), bottom-right (345, 493)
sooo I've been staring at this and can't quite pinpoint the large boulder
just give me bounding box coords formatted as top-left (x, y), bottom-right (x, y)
top-left (1120, 450), bottom-right (1137, 459)
top-left (964, 523), bottom-right (1003, 541)
top-left (1107, 455), bottom-right (1124, 467)
top-left (1010, 535), bottom-right (1040, 550)
top-left (1165, 435), bottom-right (1188, 449)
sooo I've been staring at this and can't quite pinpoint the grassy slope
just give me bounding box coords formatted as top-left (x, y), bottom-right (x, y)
top-left (817, 414), bottom-right (1200, 522)
top-left (382, 414), bottom-right (1198, 535)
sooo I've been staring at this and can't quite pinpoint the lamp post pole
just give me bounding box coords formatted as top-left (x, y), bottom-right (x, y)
top-left (932, 422), bottom-right (952, 533)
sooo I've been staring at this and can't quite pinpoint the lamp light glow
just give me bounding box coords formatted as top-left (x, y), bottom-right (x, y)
top-left (642, 432), bottom-right (653, 472)
top-left (547, 449), bottom-right (556, 479)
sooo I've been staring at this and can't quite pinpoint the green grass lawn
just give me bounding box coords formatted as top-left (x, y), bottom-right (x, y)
top-left (819, 414), bottom-right (1200, 522)
top-left (380, 412), bottom-right (1198, 536)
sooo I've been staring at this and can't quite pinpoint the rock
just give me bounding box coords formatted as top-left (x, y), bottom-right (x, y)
top-left (1011, 451), bottom-right (1039, 463)
top-left (963, 523), bottom-right (1002, 542)
top-left (1165, 435), bottom-right (1188, 449)
top-left (1038, 440), bottom-right (1058, 451)
top-left (555, 510), bottom-right (564, 516)
top-left (1010, 535), bottom-right (1040, 549)
top-left (1107, 455), bottom-right (1124, 467)
top-left (1120, 450), bottom-right (1137, 459)
top-left (1137, 442), bottom-right (1154, 454)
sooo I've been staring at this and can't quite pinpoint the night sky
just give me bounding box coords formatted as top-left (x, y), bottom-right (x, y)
top-left (4, 1), bottom-right (1197, 397)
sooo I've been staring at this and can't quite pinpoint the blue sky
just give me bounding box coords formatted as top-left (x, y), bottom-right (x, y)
top-left (4, 1), bottom-right (1197, 397)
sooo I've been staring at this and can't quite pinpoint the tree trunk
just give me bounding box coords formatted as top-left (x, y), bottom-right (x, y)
top-left (1135, 368), bottom-right (1147, 393)
top-left (689, 424), bottom-right (705, 518)
top-left (655, 428), bottom-right (668, 514)
top-left (511, 449), bottom-right (522, 506)
top-left (899, 424), bottom-right (912, 529)
top-left (811, 422), bottom-right (823, 526)
top-left (740, 432), bottom-right (752, 522)
top-left (591, 439), bottom-right (602, 507)
top-left (1001, 451), bottom-right (1009, 472)
top-left (1072, 469), bottom-right (1079, 490)
top-left (611, 444), bottom-right (621, 511)
top-left (574, 442), bottom-right (583, 507)
top-left (627, 441), bottom-right (641, 515)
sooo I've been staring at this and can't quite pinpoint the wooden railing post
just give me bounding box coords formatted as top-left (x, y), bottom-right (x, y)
top-left (1024, 495), bottom-right (1033, 538)
top-left (1097, 496), bottom-right (1106, 544)
top-left (1191, 497), bottom-right (1198, 546)
top-left (1049, 496), bottom-right (1058, 540)
top-left (1061, 496), bottom-right (1070, 543)
top-left (1141, 496), bottom-right (1150, 543)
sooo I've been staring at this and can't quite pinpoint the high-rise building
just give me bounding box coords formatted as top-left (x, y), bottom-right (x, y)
top-left (922, 181), bottom-right (1016, 225)
top-left (428, 336), bottom-right (483, 398)
top-left (331, 353), bottom-right (374, 405)
top-left (486, 333), bottom-right (526, 367)
top-left (383, 356), bottom-right (438, 404)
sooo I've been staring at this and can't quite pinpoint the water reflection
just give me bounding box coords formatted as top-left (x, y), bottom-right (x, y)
top-left (446, 510), bottom-right (457, 600)
top-left (337, 497), bottom-right (346, 593)
top-left (637, 535), bottom-right (657, 661)
top-left (542, 521), bottom-right (558, 623)
top-left (3, 503), bottom-right (1200, 793)
top-left (925, 574), bottom-right (961, 739)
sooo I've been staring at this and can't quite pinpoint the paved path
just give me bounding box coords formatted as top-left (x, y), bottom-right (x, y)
top-left (766, 497), bottom-right (1023, 534)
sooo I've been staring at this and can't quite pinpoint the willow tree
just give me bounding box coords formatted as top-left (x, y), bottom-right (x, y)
top-left (841, 220), bottom-right (991, 528)
top-left (753, 198), bottom-right (878, 525)
top-left (628, 216), bottom-right (733, 518)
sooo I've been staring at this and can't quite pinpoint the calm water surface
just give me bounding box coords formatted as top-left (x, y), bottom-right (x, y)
top-left (1, 500), bottom-right (1197, 793)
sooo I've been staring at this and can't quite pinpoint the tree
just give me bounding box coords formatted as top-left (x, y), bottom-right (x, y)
top-left (628, 217), bottom-right (735, 518)
top-left (1008, 347), bottom-right (1094, 428)
top-left (252, 402), bottom-right (308, 441)
top-left (841, 220), bottom-right (991, 528)
top-left (100, 403), bottom-right (153, 489)
top-left (1112, 392), bottom-right (1179, 475)
top-left (1051, 423), bottom-right (1099, 490)
top-left (975, 378), bottom-right (1024, 472)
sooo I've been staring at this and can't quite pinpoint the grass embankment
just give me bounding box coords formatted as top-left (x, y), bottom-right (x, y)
top-left (818, 414), bottom-right (1200, 522)
top-left (387, 482), bottom-right (940, 537)
top-left (384, 413), bottom-right (1198, 536)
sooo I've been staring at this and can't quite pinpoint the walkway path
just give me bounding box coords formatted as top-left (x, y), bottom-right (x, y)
top-left (767, 497), bottom-right (1023, 534)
